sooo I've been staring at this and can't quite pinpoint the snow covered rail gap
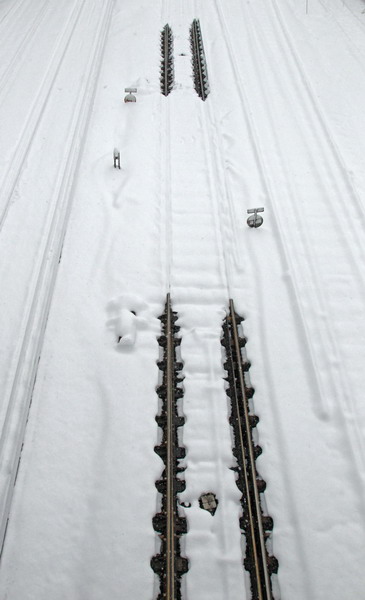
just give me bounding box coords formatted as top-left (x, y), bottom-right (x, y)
top-left (160, 24), bottom-right (174, 96)
top-left (190, 19), bottom-right (210, 101)
top-left (151, 294), bottom-right (188, 600)
top-left (222, 300), bottom-right (278, 600)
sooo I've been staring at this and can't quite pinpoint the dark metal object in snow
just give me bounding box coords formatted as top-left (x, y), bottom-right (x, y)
top-left (113, 148), bottom-right (120, 169)
top-left (151, 294), bottom-right (188, 600)
top-left (190, 19), bottom-right (210, 101)
top-left (222, 300), bottom-right (278, 600)
top-left (160, 24), bottom-right (174, 96)
top-left (199, 492), bottom-right (218, 516)
top-left (124, 87), bottom-right (137, 102)
top-left (247, 207), bottom-right (264, 228)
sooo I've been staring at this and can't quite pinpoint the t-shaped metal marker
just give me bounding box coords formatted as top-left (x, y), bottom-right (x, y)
top-left (247, 207), bottom-right (264, 228)
top-left (124, 87), bottom-right (137, 102)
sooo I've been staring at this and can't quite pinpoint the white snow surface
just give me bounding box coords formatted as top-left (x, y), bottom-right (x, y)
top-left (0, 0), bottom-right (364, 598)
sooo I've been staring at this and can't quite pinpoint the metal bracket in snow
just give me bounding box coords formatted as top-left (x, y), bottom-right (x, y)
top-left (247, 207), bottom-right (264, 228)
top-left (113, 148), bottom-right (120, 169)
top-left (124, 87), bottom-right (137, 102)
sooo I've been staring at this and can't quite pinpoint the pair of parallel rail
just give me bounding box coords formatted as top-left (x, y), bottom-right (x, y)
top-left (152, 294), bottom-right (278, 600)
top-left (159, 17), bottom-right (273, 600)
top-left (160, 20), bottom-right (210, 100)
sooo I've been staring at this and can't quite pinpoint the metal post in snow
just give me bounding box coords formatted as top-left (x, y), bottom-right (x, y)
top-left (113, 148), bottom-right (120, 169)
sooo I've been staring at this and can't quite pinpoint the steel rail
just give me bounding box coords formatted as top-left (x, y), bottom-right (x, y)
top-left (163, 25), bottom-right (170, 96)
top-left (152, 295), bottom-right (187, 599)
top-left (166, 292), bottom-right (176, 600)
top-left (191, 21), bottom-right (206, 101)
top-left (228, 299), bottom-right (272, 600)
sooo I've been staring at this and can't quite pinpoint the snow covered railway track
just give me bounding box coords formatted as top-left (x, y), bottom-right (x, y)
top-left (222, 300), bottom-right (278, 600)
top-left (190, 19), bottom-right (210, 101)
top-left (152, 294), bottom-right (188, 600)
top-left (0, 0), bottom-right (114, 558)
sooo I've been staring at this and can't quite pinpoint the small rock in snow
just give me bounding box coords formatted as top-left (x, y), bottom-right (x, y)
top-left (199, 492), bottom-right (218, 516)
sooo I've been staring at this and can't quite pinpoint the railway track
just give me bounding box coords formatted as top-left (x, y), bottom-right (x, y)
top-left (222, 300), bottom-right (278, 600)
top-left (190, 19), bottom-right (210, 101)
top-left (151, 294), bottom-right (188, 600)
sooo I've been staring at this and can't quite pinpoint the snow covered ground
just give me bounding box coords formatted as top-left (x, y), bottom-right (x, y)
top-left (0, 0), bottom-right (365, 598)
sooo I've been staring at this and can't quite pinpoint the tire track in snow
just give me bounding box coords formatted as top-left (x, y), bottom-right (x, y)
top-left (331, 0), bottom-right (365, 32)
top-left (0, 0), bottom-right (86, 232)
top-left (271, 0), bottom-right (365, 249)
top-left (0, 0), bottom-right (49, 98)
top-left (0, 0), bottom-right (114, 557)
top-left (211, 0), bottom-right (327, 418)
top-left (214, 0), bottom-right (365, 470)
top-left (242, 0), bottom-right (365, 478)
top-left (205, 100), bottom-right (243, 271)
top-left (238, 4), bottom-right (348, 404)
top-left (199, 103), bottom-right (230, 295)
top-left (160, 97), bottom-right (173, 291)
top-left (0, 0), bottom-right (27, 31)
top-left (315, 0), bottom-right (365, 72)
